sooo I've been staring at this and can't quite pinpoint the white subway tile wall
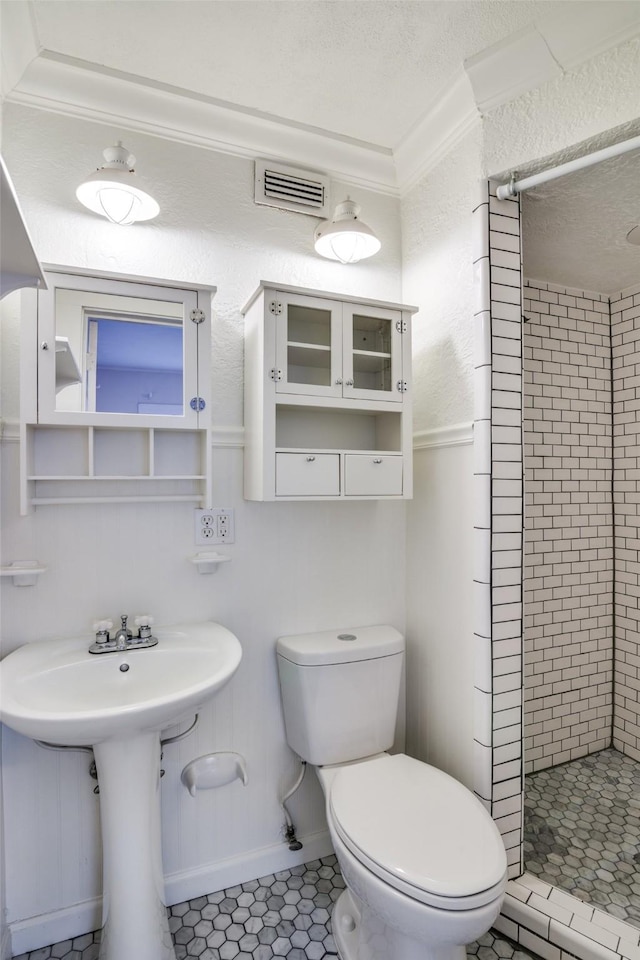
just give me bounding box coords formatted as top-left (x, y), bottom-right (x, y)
top-left (473, 181), bottom-right (524, 878)
top-left (612, 281), bottom-right (640, 762)
top-left (522, 279), bottom-right (613, 773)
top-left (475, 183), bottom-right (640, 960)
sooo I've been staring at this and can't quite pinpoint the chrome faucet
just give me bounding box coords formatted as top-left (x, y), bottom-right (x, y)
top-left (114, 615), bottom-right (130, 651)
top-left (89, 614), bottom-right (158, 655)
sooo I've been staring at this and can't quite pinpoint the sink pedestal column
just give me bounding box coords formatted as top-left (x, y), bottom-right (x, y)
top-left (94, 731), bottom-right (176, 960)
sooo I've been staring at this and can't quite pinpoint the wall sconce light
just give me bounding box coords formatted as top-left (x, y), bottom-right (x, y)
top-left (76, 142), bottom-right (160, 225)
top-left (314, 197), bottom-right (381, 264)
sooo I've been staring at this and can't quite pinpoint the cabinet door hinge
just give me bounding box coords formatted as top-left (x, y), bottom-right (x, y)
top-left (269, 301), bottom-right (283, 315)
top-left (190, 308), bottom-right (206, 324)
top-left (396, 380), bottom-right (408, 393)
top-left (270, 368), bottom-right (282, 381)
top-left (396, 319), bottom-right (407, 333)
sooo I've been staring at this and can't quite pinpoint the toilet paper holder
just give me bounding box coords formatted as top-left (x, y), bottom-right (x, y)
top-left (181, 752), bottom-right (248, 796)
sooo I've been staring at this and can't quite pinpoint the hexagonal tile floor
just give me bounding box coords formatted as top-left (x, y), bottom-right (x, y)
top-left (524, 747), bottom-right (640, 928)
top-left (13, 855), bottom-right (543, 960)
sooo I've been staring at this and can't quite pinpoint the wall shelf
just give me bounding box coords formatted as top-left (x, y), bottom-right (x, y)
top-left (21, 424), bottom-right (211, 513)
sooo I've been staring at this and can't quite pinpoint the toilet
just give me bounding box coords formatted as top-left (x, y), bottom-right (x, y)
top-left (276, 625), bottom-right (508, 960)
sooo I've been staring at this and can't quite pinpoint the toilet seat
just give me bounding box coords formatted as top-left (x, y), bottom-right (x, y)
top-left (328, 753), bottom-right (507, 911)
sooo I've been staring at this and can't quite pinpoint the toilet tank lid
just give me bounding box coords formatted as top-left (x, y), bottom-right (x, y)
top-left (277, 625), bottom-right (404, 665)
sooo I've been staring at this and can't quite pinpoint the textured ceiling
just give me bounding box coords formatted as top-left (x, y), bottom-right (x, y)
top-left (522, 147), bottom-right (640, 296)
top-left (15, 1), bottom-right (640, 293)
top-left (32, 0), bottom-right (573, 149)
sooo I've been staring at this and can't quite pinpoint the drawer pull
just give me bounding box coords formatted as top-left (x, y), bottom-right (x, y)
top-left (373, 458), bottom-right (383, 464)
top-left (306, 456), bottom-right (316, 462)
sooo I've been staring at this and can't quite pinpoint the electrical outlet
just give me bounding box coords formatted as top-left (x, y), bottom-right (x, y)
top-left (194, 509), bottom-right (235, 545)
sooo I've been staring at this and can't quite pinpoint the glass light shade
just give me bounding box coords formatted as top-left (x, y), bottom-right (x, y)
top-left (76, 143), bottom-right (159, 225)
top-left (314, 198), bottom-right (381, 264)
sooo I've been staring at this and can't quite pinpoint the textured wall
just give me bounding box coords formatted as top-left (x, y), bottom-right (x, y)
top-left (482, 37), bottom-right (640, 180)
top-left (522, 279), bottom-right (613, 773)
top-left (401, 126), bottom-right (481, 434)
top-left (612, 281), bottom-right (640, 762)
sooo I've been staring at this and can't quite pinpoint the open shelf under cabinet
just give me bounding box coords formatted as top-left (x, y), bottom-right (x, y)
top-left (20, 424), bottom-right (211, 513)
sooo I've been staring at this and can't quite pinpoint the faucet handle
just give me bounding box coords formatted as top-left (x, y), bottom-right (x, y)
top-left (135, 615), bottom-right (154, 639)
top-left (93, 619), bottom-right (113, 643)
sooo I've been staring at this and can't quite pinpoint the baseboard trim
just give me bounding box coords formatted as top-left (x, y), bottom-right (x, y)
top-left (165, 829), bottom-right (333, 905)
top-left (9, 898), bottom-right (102, 957)
top-left (9, 830), bottom-right (333, 955)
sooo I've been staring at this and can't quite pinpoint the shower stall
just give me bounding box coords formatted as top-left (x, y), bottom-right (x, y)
top-left (473, 136), bottom-right (640, 960)
top-left (522, 275), bottom-right (640, 929)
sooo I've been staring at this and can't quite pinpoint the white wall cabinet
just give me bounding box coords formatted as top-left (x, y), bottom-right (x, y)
top-left (243, 282), bottom-right (416, 501)
top-left (273, 291), bottom-right (405, 403)
top-left (19, 268), bottom-right (215, 513)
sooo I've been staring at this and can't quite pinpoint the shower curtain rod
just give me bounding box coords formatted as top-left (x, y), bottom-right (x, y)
top-left (496, 133), bottom-right (640, 200)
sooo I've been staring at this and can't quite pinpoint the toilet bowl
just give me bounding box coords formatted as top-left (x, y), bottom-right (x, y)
top-left (276, 626), bottom-right (508, 960)
top-left (316, 754), bottom-right (507, 960)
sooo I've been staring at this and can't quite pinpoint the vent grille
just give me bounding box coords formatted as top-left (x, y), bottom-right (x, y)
top-left (255, 160), bottom-right (330, 218)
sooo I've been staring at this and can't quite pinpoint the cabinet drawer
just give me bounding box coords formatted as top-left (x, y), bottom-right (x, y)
top-left (344, 454), bottom-right (403, 496)
top-left (276, 453), bottom-right (340, 497)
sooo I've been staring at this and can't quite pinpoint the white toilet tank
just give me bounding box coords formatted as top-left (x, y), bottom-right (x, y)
top-left (276, 625), bottom-right (404, 766)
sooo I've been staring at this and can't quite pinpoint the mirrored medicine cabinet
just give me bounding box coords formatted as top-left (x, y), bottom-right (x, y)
top-left (20, 267), bottom-right (215, 514)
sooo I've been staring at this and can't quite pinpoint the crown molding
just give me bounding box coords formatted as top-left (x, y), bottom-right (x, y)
top-left (464, 25), bottom-right (562, 115)
top-left (540, 4), bottom-right (640, 72)
top-left (2, 7), bottom-right (638, 200)
top-left (7, 53), bottom-right (399, 195)
top-left (465, 8), bottom-right (640, 115)
top-left (5, 52), bottom-right (483, 198)
top-left (394, 70), bottom-right (480, 196)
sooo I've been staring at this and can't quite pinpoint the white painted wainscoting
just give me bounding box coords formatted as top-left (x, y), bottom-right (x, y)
top-left (406, 422), bottom-right (476, 791)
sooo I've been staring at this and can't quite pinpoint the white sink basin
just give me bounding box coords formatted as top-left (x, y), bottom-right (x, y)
top-left (1, 619), bottom-right (243, 960)
top-left (0, 620), bottom-right (242, 746)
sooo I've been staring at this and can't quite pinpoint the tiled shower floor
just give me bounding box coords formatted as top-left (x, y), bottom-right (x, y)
top-left (13, 854), bottom-right (541, 960)
top-left (524, 747), bottom-right (640, 928)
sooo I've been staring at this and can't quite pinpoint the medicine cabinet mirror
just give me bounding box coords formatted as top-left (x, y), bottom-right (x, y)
top-left (24, 268), bottom-right (214, 429)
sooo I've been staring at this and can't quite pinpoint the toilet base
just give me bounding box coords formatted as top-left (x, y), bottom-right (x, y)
top-left (333, 887), bottom-right (467, 960)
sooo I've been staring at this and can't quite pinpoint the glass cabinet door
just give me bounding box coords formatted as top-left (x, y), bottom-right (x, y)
top-left (275, 293), bottom-right (343, 397)
top-left (342, 305), bottom-right (404, 402)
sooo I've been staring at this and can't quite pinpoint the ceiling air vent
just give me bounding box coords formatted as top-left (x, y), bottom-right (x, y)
top-left (254, 160), bottom-right (330, 218)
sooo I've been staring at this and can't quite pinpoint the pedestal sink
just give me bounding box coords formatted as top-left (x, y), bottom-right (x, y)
top-left (0, 620), bottom-right (242, 960)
